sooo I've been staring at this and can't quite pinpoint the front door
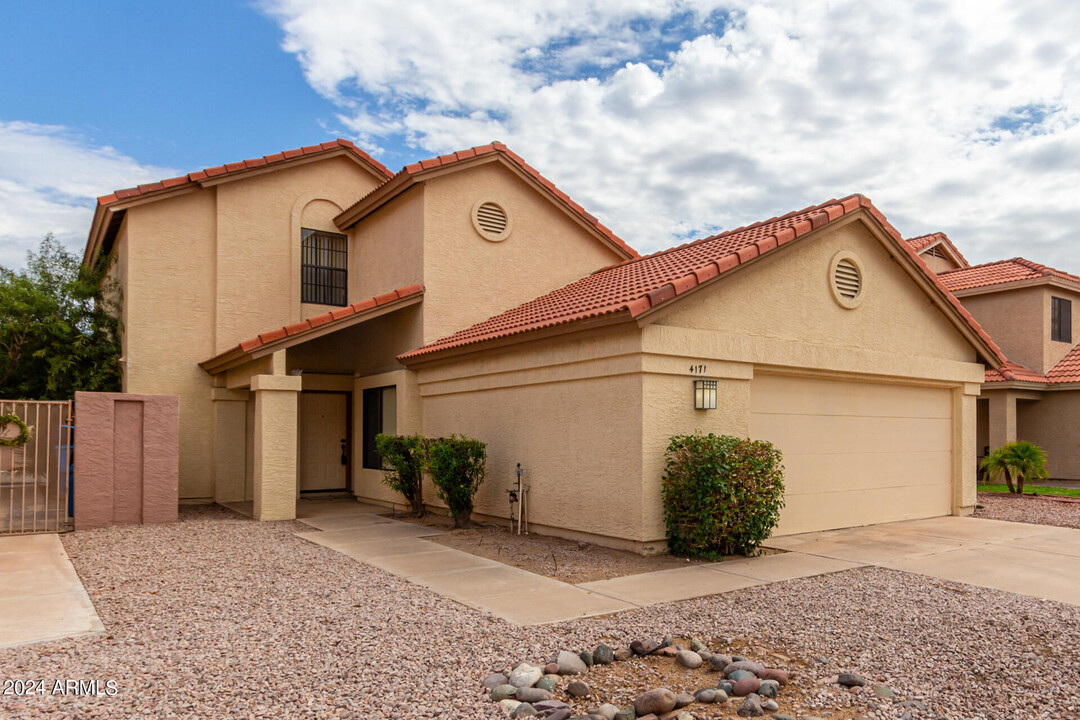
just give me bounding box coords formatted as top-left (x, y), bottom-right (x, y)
top-left (299, 392), bottom-right (348, 492)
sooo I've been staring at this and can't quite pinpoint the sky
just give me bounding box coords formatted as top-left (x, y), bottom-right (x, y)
top-left (2, 0), bottom-right (1079, 271)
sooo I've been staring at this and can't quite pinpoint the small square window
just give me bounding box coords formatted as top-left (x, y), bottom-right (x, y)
top-left (1052, 296), bottom-right (1072, 343)
top-left (301, 228), bottom-right (348, 306)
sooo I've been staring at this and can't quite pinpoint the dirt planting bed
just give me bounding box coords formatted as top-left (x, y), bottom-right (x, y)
top-left (394, 511), bottom-right (779, 584)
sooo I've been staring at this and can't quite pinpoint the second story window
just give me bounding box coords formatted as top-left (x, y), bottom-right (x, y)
top-left (1052, 296), bottom-right (1072, 343)
top-left (301, 228), bottom-right (347, 306)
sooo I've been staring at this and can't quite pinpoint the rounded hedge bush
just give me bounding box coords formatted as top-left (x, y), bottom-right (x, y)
top-left (661, 432), bottom-right (785, 559)
top-left (427, 434), bottom-right (486, 528)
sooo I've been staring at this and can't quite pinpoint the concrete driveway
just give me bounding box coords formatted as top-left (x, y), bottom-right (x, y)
top-left (765, 516), bottom-right (1080, 606)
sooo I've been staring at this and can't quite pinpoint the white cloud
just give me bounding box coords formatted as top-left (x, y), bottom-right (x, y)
top-left (0, 122), bottom-right (175, 269)
top-left (262, 0), bottom-right (1080, 270)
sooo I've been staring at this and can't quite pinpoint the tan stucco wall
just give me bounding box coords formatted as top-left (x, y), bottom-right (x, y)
top-left (122, 190), bottom-right (218, 500)
top-left (1045, 287), bottom-right (1080, 370)
top-left (655, 220), bottom-right (977, 366)
top-left (920, 252), bottom-right (962, 274)
top-left (112, 157), bottom-right (382, 500)
top-left (420, 160), bottom-right (626, 343)
top-left (414, 328), bottom-right (651, 549)
top-left (959, 285), bottom-right (1080, 374)
top-left (215, 155), bottom-right (382, 351)
top-left (1016, 389), bottom-right (1080, 480)
top-left (350, 185), bottom-right (425, 301)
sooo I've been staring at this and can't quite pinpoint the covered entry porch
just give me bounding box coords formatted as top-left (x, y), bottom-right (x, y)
top-left (199, 286), bottom-right (423, 520)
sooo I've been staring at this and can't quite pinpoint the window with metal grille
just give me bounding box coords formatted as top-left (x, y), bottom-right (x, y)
top-left (1052, 296), bottom-right (1072, 343)
top-left (301, 228), bottom-right (348, 306)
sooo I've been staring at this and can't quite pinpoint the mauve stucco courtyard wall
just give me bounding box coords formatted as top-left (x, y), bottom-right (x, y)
top-left (74, 392), bottom-right (179, 530)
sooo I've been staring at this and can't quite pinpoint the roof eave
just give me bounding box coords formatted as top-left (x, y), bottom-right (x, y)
top-left (201, 289), bottom-right (424, 375)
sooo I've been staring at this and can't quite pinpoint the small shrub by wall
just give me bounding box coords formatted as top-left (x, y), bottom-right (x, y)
top-left (427, 434), bottom-right (487, 528)
top-left (375, 433), bottom-right (428, 516)
top-left (661, 432), bottom-right (785, 559)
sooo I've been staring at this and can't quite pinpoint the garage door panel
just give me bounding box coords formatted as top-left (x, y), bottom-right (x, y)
top-left (753, 414), bottom-right (952, 456)
top-left (777, 483), bottom-right (954, 536)
top-left (751, 374), bottom-right (953, 536)
top-left (781, 450), bottom-right (951, 495)
top-left (750, 374), bottom-right (951, 419)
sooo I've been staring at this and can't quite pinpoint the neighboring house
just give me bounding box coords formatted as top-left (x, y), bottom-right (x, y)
top-left (85, 140), bottom-right (1007, 553)
top-left (906, 249), bottom-right (1080, 481)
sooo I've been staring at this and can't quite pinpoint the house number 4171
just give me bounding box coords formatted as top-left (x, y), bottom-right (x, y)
top-left (689, 364), bottom-right (707, 374)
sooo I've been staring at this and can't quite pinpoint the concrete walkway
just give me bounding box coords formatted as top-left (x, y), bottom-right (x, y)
top-left (0, 533), bottom-right (104, 648)
top-left (766, 515), bottom-right (1080, 606)
top-left (293, 505), bottom-right (635, 625)
top-left (296, 505), bottom-right (1080, 623)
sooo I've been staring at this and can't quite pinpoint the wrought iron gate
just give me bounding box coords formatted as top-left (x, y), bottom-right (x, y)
top-left (0, 400), bottom-right (72, 534)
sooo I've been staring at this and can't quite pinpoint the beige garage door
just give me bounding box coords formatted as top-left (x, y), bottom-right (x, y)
top-left (751, 374), bottom-right (953, 536)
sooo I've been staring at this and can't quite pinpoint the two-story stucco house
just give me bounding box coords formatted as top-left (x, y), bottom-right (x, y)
top-left (84, 139), bottom-right (1008, 553)
top-left (905, 234), bottom-right (1080, 481)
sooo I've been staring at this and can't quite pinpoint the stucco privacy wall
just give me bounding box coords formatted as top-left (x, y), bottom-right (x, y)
top-left (73, 392), bottom-right (178, 530)
top-left (115, 156), bottom-right (381, 500)
top-left (1016, 389), bottom-right (1080, 480)
top-left (416, 328), bottom-right (649, 550)
top-left (421, 160), bottom-right (627, 344)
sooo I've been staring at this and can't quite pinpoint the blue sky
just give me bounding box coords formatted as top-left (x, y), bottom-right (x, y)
top-left (2, 2), bottom-right (361, 172)
top-left (2, 1), bottom-right (1079, 271)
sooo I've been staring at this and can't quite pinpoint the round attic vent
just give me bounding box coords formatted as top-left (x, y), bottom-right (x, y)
top-left (829, 251), bottom-right (865, 308)
top-left (472, 200), bottom-right (512, 241)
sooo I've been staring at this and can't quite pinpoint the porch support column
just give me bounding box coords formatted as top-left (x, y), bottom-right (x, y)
top-left (987, 391), bottom-right (1017, 452)
top-left (251, 374), bottom-right (301, 521)
top-left (211, 387), bottom-right (249, 504)
top-left (953, 383), bottom-right (981, 517)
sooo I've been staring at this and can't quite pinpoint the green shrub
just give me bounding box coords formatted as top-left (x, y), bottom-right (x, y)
top-left (426, 434), bottom-right (487, 528)
top-left (661, 432), bottom-right (785, 559)
top-left (375, 433), bottom-right (428, 517)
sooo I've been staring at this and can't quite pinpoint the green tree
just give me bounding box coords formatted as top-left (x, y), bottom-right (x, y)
top-left (980, 441), bottom-right (1049, 494)
top-left (0, 234), bottom-right (121, 400)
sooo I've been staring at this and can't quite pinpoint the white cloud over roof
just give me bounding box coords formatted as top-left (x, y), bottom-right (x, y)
top-left (261, 0), bottom-right (1080, 270)
top-left (0, 122), bottom-right (174, 268)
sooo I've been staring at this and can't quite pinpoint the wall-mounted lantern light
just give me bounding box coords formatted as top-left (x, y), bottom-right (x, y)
top-left (694, 379), bottom-right (717, 410)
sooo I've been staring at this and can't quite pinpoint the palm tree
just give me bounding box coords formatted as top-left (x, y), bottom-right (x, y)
top-left (980, 441), bottom-right (1049, 494)
top-left (981, 445), bottom-right (1015, 493)
top-left (1007, 441), bottom-right (1049, 493)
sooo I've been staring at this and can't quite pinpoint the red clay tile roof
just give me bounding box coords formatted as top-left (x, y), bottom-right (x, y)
top-left (336, 142), bottom-right (638, 260)
top-left (939, 258), bottom-right (1080, 292)
top-left (400, 194), bottom-right (1007, 367)
top-left (96, 139), bottom-right (393, 208)
top-left (985, 360), bottom-right (1049, 383)
top-left (985, 344), bottom-right (1080, 384)
top-left (904, 232), bottom-right (969, 267)
top-left (200, 284), bottom-right (423, 372)
top-left (1047, 343), bottom-right (1080, 383)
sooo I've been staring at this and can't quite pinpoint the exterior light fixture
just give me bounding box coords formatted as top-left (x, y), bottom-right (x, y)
top-left (694, 379), bottom-right (717, 410)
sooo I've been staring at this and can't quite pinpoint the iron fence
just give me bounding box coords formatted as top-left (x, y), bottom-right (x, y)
top-left (0, 400), bottom-right (72, 534)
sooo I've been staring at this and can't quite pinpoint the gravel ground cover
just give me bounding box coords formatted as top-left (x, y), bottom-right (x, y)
top-left (974, 491), bottom-right (1080, 530)
top-left (2, 505), bottom-right (1079, 719)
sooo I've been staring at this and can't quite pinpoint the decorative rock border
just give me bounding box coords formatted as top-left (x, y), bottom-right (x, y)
top-left (482, 634), bottom-right (822, 719)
